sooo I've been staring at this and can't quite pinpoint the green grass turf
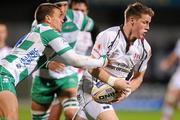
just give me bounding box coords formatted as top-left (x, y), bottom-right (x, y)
top-left (19, 105), bottom-right (180, 120)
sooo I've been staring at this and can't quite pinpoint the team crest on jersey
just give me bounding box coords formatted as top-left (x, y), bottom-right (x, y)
top-left (133, 53), bottom-right (141, 61)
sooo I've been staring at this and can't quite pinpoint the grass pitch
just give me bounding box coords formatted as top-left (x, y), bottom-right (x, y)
top-left (19, 105), bottom-right (180, 120)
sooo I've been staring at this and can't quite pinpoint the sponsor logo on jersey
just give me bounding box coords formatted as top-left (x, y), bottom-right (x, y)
top-left (107, 63), bottom-right (131, 73)
top-left (96, 81), bottom-right (105, 88)
top-left (17, 48), bottom-right (40, 68)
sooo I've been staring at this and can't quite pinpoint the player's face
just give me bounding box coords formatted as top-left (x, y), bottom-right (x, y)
top-left (56, 2), bottom-right (68, 18)
top-left (50, 8), bottom-right (64, 32)
top-left (132, 14), bottom-right (151, 39)
top-left (72, 3), bottom-right (88, 15)
top-left (0, 24), bottom-right (7, 43)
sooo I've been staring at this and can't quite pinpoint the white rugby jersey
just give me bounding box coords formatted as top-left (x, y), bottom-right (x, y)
top-left (0, 23), bottom-right (72, 85)
top-left (174, 39), bottom-right (180, 59)
top-left (79, 26), bottom-right (151, 93)
top-left (173, 39), bottom-right (180, 76)
top-left (34, 9), bottom-right (94, 79)
top-left (0, 46), bottom-right (12, 60)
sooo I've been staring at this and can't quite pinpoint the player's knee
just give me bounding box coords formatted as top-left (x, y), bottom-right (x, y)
top-left (62, 97), bottom-right (79, 119)
top-left (165, 94), bottom-right (178, 105)
top-left (3, 107), bottom-right (18, 120)
top-left (31, 110), bottom-right (50, 120)
top-left (62, 97), bottom-right (79, 110)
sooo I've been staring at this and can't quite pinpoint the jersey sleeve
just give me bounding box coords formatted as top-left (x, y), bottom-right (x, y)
top-left (174, 39), bottom-right (180, 57)
top-left (91, 31), bottom-right (110, 59)
top-left (134, 40), bottom-right (152, 72)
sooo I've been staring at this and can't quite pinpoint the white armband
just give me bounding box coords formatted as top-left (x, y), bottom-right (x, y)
top-left (107, 76), bottom-right (117, 87)
top-left (45, 61), bottom-right (51, 68)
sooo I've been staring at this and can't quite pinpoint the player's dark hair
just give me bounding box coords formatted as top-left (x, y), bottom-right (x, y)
top-left (0, 21), bottom-right (7, 26)
top-left (34, 3), bottom-right (59, 24)
top-left (47, 0), bottom-right (68, 3)
top-left (124, 2), bottom-right (154, 22)
top-left (70, 0), bottom-right (89, 10)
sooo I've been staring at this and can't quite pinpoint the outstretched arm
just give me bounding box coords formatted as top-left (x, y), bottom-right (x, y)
top-left (160, 52), bottom-right (178, 71)
top-left (54, 49), bottom-right (107, 69)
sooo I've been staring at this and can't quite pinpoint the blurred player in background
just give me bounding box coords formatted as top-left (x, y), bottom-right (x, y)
top-left (70, 0), bottom-right (89, 15)
top-left (31, 0), bottom-right (95, 120)
top-left (0, 22), bottom-right (12, 59)
top-left (48, 0), bottom-right (94, 119)
top-left (160, 39), bottom-right (180, 120)
top-left (74, 2), bottom-right (154, 120)
top-left (70, 0), bottom-right (94, 56)
top-left (0, 3), bottom-right (107, 119)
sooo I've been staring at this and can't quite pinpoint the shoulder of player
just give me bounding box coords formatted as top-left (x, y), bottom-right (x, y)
top-left (37, 23), bottom-right (59, 35)
top-left (95, 26), bottom-right (120, 46)
top-left (142, 39), bottom-right (151, 50)
top-left (99, 26), bottom-right (120, 39)
top-left (140, 39), bottom-right (152, 56)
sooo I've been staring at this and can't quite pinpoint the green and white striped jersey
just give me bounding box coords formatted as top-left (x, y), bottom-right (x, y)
top-left (34, 9), bottom-right (94, 79)
top-left (61, 9), bottom-right (94, 47)
top-left (0, 23), bottom-right (72, 85)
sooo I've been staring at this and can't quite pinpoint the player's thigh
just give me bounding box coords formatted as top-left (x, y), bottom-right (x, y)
top-left (58, 88), bottom-right (79, 112)
top-left (84, 100), bottom-right (115, 120)
top-left (0, 74), bottom-right (18, 117)
top-left (0, 91), bottom-right (18, 118)
top-left (31, 76), bottom-right (56, 105)
top-left (97, 110), bottom-right (119, 120)
top-left (165, 87), bottom-right (180, 104)
top-left (58, 88), bottom-right (77, 98)
top-left (56, 73), bottom-right (79, 99)
top-left (73, 114), bottom-right (87, 120)
top-left (31, 101), bottom-right (51, 111)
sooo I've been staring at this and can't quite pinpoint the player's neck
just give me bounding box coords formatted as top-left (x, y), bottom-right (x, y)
top-left (123, 25), bottom-right (136, 43)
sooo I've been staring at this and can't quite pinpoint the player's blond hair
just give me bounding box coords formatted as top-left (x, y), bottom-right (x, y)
top-left (124, 2), bottom-right (154, 22)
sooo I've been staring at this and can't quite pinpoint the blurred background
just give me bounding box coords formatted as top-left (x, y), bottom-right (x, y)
top-left (1, 0), bottom-right (180, 119)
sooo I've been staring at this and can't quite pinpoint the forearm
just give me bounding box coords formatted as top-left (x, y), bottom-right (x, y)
top-left (130, 78), bottom-right (143, 92)
top-left (57, 50), bottom-right (106, 69)
top-left (89, 68), bottom-right (111, 83)
top-left (165, 53), bottom-right (178, 68)
top-left (130, 72), bottom-right (144, 92)
top-left (89, 68), bottom-right (130, 91)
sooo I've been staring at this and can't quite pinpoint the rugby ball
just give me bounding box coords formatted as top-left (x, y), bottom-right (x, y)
top-left (91, 81), bottom-right (119, 103)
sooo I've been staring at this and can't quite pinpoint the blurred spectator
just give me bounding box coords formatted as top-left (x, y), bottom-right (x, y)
top-left (70, 0), bottom-right (94, 55)
top-left (0, 22), bottom-right (12, 59)
top-left (160, 39), bottom-right (180, 120)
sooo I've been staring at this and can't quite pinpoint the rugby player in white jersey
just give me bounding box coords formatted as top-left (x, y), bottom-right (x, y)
top-left (160, 40), bottom-right (180, 120)
top-left (0, 3), bottom-right (111, 120)
top-left (73, 2), bottom-right (154, 120)
top-left (0, 22), bottom-right (12, 59)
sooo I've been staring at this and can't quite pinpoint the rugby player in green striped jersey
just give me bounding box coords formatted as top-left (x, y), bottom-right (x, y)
top-left (0, 3), bottom-right (107, 120)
